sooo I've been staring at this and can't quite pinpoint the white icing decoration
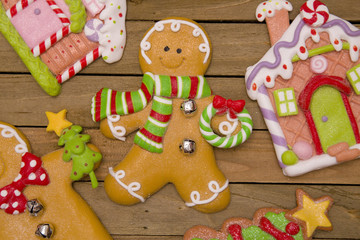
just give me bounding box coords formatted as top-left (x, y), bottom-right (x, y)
top-left (185, 180), bottom-right (229, 207)
top-left (1, 190), bottom-right (8, 197)
top-left (219, 113), bottom-right (239, 137)
top-left (40, 173), bottom-right (46, 181)
top-left (0, 124), bottom-right (28, 154)
top-left (12, 202), bottom-right (18, 208)
top-left (14, 190), bottom-right (21, 196)
top-left (14, 174), bottom-right (22, 182)
top-left (13, 210), bottom-right (19, 215)
top-left (107, 115), bottom-right (126, 141)
top-left (109, 167), bottom-right (145, 202)
top-left (28, 173), bottom-right (36, 181)
top-left (246, 14), bottom-right (360, 101)
top-left (310, 55), bottom-right (328, 73)
top-left (256, 0), bottom-right (293, 22)
top-left (30, 160), bottom-right (37, 168)
top-left (98, 0), bottom-right (127, 63)
top-left (1, 204), bottom-right (8, 209)
top-left (140, 19), bottom-right (211, 65)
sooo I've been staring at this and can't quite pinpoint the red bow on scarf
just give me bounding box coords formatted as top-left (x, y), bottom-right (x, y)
top-left (0, 152), bottom-right (50, 215)
top-left (213, 95), bottom-right (245, 119)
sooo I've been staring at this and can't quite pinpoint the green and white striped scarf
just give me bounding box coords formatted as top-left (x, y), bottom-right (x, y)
top-left (92, 72), bottom-right (212, 153)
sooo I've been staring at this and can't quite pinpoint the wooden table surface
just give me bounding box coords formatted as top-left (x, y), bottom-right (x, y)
top-left (1, 0), bottom-right (359, 239)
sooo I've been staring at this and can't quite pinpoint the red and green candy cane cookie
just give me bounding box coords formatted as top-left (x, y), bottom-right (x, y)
top-left (200, 95), bottom-right (253, 148)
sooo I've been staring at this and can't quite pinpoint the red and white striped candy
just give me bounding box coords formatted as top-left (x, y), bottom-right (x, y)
top-left (300, 0), bottom-right (329, 27)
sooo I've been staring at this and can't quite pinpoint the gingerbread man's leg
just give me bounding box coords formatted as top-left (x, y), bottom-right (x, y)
top-left (104, 145), bottom-right (167, 205)
top-left (169, 146), bottom-right (230, 213)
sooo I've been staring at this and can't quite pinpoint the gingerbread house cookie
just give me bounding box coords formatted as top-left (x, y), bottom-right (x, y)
top-left (0, 0), bottom-right (126, 96)
top-left (246, 0), bottom-right (360, 176)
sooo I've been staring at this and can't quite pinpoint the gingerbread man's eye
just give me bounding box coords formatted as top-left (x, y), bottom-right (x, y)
top-left (164, 46), bottom-right (170, 52)
top-left (177, 48), bottom-right (182, 54)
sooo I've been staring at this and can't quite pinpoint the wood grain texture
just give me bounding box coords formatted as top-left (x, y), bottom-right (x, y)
top-left (1, 0), bottom-right (360, 239)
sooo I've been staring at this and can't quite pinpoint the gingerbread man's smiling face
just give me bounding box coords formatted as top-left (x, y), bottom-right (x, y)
top-left (139, 18), bottom-right (212, 76)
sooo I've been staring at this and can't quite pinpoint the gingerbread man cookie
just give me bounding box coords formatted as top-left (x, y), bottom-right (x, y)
top-left (0, 112), bottom-right (111, 239)
top-left (91, 18), bottom-right (253, 213)
top-left (184, 189), bottom-right (333, 240)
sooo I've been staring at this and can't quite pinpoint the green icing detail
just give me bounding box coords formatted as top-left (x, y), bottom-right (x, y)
top-left (58, 125), bottom-right (102, 188)
top-left (346, 63), bottom-right (360, 95)
top-left (0, 3), bottom-right (60, 96)
top-left (310, 86), bottom-right (356, 152)
top-left (242, 212), bottom-right (304, 240)
top-left (273, 88), bottom-right (298, 117)
top-left (65, 0), bottom-right (87, 33)
top-left (282, 150), bottom-right (298, 165)
top-left (292, 43), bottom-right (350, 62)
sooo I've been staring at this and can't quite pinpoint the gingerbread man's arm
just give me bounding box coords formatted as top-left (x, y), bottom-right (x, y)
top-left (100, 102), bottom-right (152, 140)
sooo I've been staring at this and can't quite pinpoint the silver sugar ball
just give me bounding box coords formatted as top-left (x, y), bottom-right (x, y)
top-left (179, 139), bottom-right (196, 154)
top-left (180, 99), bottom-right (197, 116)
top-left (26, 199), bottom-right (44, 217)
top-left (35, 223), bottom-right (54, 238)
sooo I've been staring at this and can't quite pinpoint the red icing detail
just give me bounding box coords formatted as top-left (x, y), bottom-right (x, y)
top-left (334, 39), bottom-right (339, 45)
top-left (108, 40), bottom-right (111, 43)
top-left (341, 92), bottom-right (360, 144)
top-left (252, 83), bottom-right (257, 91)
top-left (77, 40), bottom-right (80, 43)
top-left (189, 76), bottom-right (199, 99)
top-left (76, 145), bottom-right (79, 148)
top-left (69, 45), bottom-right (73, 48)
top-left (258, 14), bottom-right (262, 18)
top-left (311, 29), bottom-right (317, 35)
top-left (298, 75), bottom-right (352, 154)
top-left (213, 95), bottom-right (245, 119)
top-left (228, 224), bottom-right (243, 240)
top-left (74, 171), bottom-right (77, 176)
top-left (94, 88), bottom-right (104, 122)
top-left (84, 163), bottom-right (88, 167)
top-left (263, 2), bottom-right (266, 5)
top-left (125, 91), bottom-right (134, 114)
top-left (259, 217), bottom-right (295, 240)
top-left (268, 10), bottom-right (272, 14)
top-left (300, 46), bottom-right (306, 54)
top-left (110, 90), bottom-right (117, 115)
top-left (109, 17), bottom-right (112, 20)
top-left (286, 222), bottom-right (300, 235)
top-left (354, 46), bottom-right (358, 52)
top-left (119, 13), bottom-right (123, 17)
top-left (170, 76), bottom-right (178, 97)
top-left (266, 76), bottom-right (271, 82)
top-left (139, 128), bottom-right (163, 143)
top-left (150, 110), bottom-right (172, 123)
top-left (0, 153), bottom-right (50, 215)
top-left (283, 64), bottom-right (287, 70)
top-left (61, 50), bottom-right (65, 54)
top-left (111, 48), bottom-right (114, 52)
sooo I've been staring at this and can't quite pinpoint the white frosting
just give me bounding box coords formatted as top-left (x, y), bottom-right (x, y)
top-left (246, 13), bottom-right (360, 101)
top-left (107, 115), bottom-right (126, 141)
top-left (256, 0), bottom-right (293, 22)
top-left (140, 19), bottom-right (210, 65)
top-left (98, 0), bottom-right (127, 63)
top-left (109, 167), bottom-right (145, 202)
top-left (185, 180), bottom-right (228, 207)
top-left (0, 124), bottom-right (28, 154)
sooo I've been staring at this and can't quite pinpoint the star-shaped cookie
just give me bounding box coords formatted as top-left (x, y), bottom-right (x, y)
top-left (287, 189), bottom-right (333, 239)
top-left (46, 109), bottom-right (73, 136)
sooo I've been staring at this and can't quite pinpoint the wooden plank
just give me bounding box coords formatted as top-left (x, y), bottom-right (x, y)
top-left (73, 183), bottom-right (360, 238)
top-left (16, 127), bottom-right (360, 185)
top-left (0, 74), bottom-right (265, 128)
top-left (125, 0), bottom-right (360, 21)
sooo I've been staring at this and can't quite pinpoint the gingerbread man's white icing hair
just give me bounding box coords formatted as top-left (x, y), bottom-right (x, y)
top-left (140, 19), bottom-right (210, 65)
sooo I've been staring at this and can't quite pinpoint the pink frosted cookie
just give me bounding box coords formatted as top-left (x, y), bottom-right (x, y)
top-left (0, 0), bottom-right (126, 96)
top-left (246, 0), bottom-right (360, 176)
top-left (184, 189), bottom-right (333, 240)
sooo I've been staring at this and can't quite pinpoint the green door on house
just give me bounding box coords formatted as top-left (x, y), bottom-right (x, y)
top-left (310, 86), bottom-right (356, 153)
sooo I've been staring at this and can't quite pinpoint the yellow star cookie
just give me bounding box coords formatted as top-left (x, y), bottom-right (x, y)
top-left (46, 109), bottom-right (73, 136)
top-left (287, 189), bottom-right (333, 239)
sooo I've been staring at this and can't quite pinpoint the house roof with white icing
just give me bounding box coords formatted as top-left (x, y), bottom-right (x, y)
top-left (246, 0), bottom-right (360, 100)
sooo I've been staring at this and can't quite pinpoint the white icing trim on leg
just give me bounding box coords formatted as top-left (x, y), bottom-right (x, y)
top-left (107, 115), bottom-right (126, 141)
top-left (185, 180), bottom-right (229, 207)
top-left (109, 167), bottom-right (145, 202)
